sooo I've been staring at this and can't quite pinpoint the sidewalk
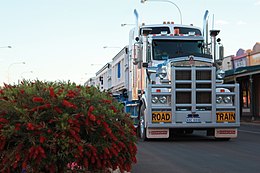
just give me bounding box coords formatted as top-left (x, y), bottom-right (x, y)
top-left (240, 120), bottom-right (260, 126)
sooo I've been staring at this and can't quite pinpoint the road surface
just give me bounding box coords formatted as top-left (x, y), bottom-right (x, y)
top-left (131, 123), bottom-right (260, 173)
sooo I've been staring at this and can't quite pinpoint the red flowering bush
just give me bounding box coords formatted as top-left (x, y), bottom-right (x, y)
top-left (0, 80), bottom-right (137, 173)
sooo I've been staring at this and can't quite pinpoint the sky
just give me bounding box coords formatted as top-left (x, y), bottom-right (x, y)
top-left (0, 0), bottom-right (259, 85)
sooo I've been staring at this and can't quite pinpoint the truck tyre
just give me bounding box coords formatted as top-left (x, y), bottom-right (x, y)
top-left (139, 104), bottom-right (147, 141)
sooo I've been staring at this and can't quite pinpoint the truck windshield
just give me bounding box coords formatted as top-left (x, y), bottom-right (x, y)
top-left (152, 40), bottom-right (210, 60)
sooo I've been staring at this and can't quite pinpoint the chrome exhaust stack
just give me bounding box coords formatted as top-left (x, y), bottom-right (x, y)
top-left (134, 9), bottom-right (140, 36)
top-left (203, 10), bottom-right (209, 54)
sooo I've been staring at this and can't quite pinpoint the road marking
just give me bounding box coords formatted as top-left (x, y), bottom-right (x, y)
top-left (239, 130), bottom-right (260, 135)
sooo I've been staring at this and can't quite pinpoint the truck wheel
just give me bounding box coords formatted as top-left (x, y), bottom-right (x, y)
top-left (139, 104), bottom-right (147, 141)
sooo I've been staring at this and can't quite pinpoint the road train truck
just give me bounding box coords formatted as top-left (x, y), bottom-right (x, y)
top-left (94, 10), bottom-right (240, 140)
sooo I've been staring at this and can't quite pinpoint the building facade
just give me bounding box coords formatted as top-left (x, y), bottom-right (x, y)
top-left (225, 42), bottom-right (260, 120)
top-left (222, 55), bottom-right (234, 71)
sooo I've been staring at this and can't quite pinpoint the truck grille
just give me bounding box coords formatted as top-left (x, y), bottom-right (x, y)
top-left (196, 70), bottom-right (211, 80)
top-left (174, 67), bottom-right (213, 111)
top-left (148, 65), bottom-right (239, 126)
top-left (176, 92), bottom-right (191, 104)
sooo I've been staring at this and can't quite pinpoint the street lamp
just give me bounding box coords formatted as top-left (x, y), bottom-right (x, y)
top-left (0, 46), bottom-right (12, 49)
top-left (91, 64), bottom-right (103, 66)
top-left (8, 61), bottom-right (26, 84)
top-left (141, 0), bottom-right (183, 24)
top-left (121, 23), bottom-right (135, 27)
top-left (103, 46), bottom-right (121, 49)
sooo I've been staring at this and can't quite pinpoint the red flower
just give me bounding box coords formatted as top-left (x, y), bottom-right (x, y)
top-left (85, 118), bottom-right (89, 126)
top-left (102, 99), bottom-right (112, 104)
top-left (39, 136), bottom-right (46, 144)
top-left (62, 100), bottom-right (77, 109)
top-left (27, 123), bottom-right (34, 130)
top-left (67, 118), bottom-right (73, 124)
top-left (32, 97), bottom-right (44, 103)
top-left (31, 104), bottom-right (51, 112)
top-left (20, 89), bottom-right (25, 94)
top-left (89, 105), bottom-right (94, 112)
top-left (66, 90), bottom-right (76, 98)
top-left (58, 89), bottom-right (64, 95)
top-left (88, 105), bottom-right (96, 121)
top-left (41, 103), bottom-right (51, 109)
top-left (104, 147), bottom-right (110, 155)
top-left (102, 122), bottom-right (109, 129)
top-left (0, 118), bottom-right (8, 123)
top-left (110, 105), bottom-right (117, 113)
top-left (78, 145), bottom-right (83, 153)
top-left (89, 114), bottom-right (96, 122)
top-left (69, 129), bottom-right (76, 136)
top-left (110, 147), bottom-right (118, 157)
top-left (132, 156), bottom-right (137, 163)
top-left (37, 146), bottom-right (46, 158)
top-left (49, 87), bottom-right (55, 97)
top-left (14, 123), bottom-right (21, 131)
top-left (83, 158), bottom-right (88, 168)
top-left (106, 127), bottom-right (112, 135)
top-left (96, 119), bottom-right (101, 125)
top-left (54, 106), bottom-right (63, 114)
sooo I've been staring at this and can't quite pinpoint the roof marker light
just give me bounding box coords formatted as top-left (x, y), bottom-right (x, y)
top-left (174, 28), bottom-right (180, 35)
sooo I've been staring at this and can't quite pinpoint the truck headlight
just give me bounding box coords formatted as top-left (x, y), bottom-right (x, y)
top-left (223, 96), bottom-right (231, 104)
top-left (159, 96), bottom-right (167, 104)
top-left (216, 69), bottom-right (225, 79)
top-left (216, 96), bottom-right (232, 104)
top-left (216, 96), bottom-right (222, 104)
top-left (152, 96), bottom-right (159, 104)
top-left (157, 66), bottom-right (167, 79)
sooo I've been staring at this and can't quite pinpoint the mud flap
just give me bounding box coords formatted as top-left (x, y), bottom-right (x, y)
top-left (147, 128), bottom-right (169, 138)
top-left (215, 128), bottom-right (238, 138)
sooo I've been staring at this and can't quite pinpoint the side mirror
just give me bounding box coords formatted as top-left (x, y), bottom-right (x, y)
top-left (133, 42), bottom-right (143, 68)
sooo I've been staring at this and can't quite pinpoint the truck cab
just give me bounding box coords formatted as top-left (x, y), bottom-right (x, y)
top-left (129, 21), bottom-right (239, 140)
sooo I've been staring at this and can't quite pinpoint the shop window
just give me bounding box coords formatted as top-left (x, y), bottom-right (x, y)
top-left (117, 63), bottom-right (121, 79)
top-left (242, 80), bottom-right (251, 108)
